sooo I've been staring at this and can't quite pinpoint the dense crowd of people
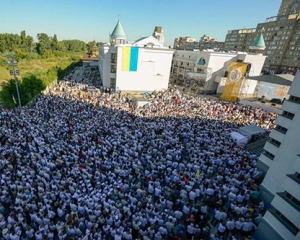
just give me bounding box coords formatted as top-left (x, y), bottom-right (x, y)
top-left (0, 67), bottom-right (277, 240)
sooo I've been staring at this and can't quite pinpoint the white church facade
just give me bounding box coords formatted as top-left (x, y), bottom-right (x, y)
top-left (99, 21), bottom-right (173, 92)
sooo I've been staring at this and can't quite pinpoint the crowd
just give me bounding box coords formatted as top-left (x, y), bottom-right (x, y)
top-left (0, 67), bottom-right (277, 240)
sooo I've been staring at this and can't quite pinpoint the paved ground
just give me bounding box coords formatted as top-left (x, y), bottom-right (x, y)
top-left (240, 100), bottom-right (282, 114)
top-left (72, 66), bottom-right (85, 82)
top-left (172, 85), bottom-right (282, 114)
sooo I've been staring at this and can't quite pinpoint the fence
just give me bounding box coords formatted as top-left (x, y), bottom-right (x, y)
top-left (42, 79), bottom-right (58, 95)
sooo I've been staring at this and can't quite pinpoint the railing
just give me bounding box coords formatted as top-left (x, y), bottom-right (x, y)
top-left (246, 138), bottom-right (268, 151)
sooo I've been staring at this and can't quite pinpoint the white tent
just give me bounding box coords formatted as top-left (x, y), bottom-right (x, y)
top-left (230, 131), bottom-right (248, 147)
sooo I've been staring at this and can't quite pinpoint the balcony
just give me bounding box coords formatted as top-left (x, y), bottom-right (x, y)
top-left (264, 210), bottom-right (297, 239)
top-left (282, 100), bottom-right (299, 115)
top-left (270, 129), bottom-right (285, 143)
top-left (268, 137), bottom-right (281, 148)
top-left (258, 152), bottom-right (274, 167)
top-left (264, 142), bottom-right (278, 157)
top-left (275, 115), bottom-right (292, 129)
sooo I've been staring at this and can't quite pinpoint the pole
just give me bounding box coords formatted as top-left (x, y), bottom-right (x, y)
top-left (12, 64), bottom-right (22, 114)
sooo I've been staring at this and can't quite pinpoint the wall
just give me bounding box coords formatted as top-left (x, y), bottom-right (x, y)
top-left (208, 53), bottom-right (237, 92)
top-left (115, 46), bottom-right (174, 91)
top-left (257, 82), bottom-right (290, 100)
top-left (99, 46), bottom-right (111, 88)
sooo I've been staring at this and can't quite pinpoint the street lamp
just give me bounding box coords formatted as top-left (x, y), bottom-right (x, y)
top-left (6, 52), bottom-right (22, 113)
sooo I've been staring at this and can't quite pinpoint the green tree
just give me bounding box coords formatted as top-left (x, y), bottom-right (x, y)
top-left (0, 75), bottom-right (46, 109)
top-left (0, 79), bottom-right (19, 109)
top-left (26, 35), bottom-right (34, 52)
top-left (37, 33), bottom-right (51, 55)
top-left (20, 30), bottom-right (26, 46)
top-left (51, 34), bottom-right (58, 51)
top-left (19, 74), bottom-right (46, 103)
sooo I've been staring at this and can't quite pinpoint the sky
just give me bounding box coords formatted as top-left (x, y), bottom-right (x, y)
top-left (1, 0), bottom-right (282, 46)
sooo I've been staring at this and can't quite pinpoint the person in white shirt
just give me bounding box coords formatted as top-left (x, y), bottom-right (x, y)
top-left (186, 223), bottom-right (195, 239)
top-left (225, 217), bottom-right (235, 237)
top-left (34, 230), bottom-right (43, 240)
top-left (217, 221), bottom-right (226, 236)
top-left (26, 226), bottom-right (35, 239)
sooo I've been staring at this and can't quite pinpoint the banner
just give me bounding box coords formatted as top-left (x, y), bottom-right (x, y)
top-left (221, 62), bottom-right (248, 102)
top-left (122, 47), bottom-right (139, 71)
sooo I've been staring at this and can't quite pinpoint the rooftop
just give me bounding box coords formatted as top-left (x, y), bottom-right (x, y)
top-left (111, 20), bottom-right (126, 38)
top-left (250, 33), bottom-right (266, 48)
top-left (248, 74), bottom-right (294, 86)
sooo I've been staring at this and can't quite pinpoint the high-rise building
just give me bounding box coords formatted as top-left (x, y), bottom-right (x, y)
top-left (224, 0), bottom-right (300, 75)
top-left (199, 35), bottom-right (224, 50)
top-left (224, 28), bottom-right (256, 52)
top-left (277, 0), bottom-right (300, 16)
top-left (173, 37), bottom-right (197, 50)
top-left (152, 26), bottom-right (164, 44)
top-left (255, 70), bottom-right (300, 240)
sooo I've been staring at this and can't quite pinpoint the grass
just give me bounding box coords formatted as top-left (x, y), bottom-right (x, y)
top-left (0, 52), bottom-right (83, 84)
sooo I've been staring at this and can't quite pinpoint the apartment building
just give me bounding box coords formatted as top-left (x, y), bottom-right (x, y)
top-left (223, 0), bottom-right (300, 75)
top-left (199, 34), bottom-right (224, 50)
top-left (255, 70), bottom-right (300, 240)
top-left (173, 37), bottom-right (197, 50)
top-left (256, 13), bottom-right (300, 75)
top-left (224, 28), bottom-right (257, 52)
top-left (277, 0), bottom-right (300, 16)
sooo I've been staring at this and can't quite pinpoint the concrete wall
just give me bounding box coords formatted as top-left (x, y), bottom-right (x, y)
top-left (207, 53), bottom-right (237, 92)
top-left (257, 82), bottom-right (290, 100)
top-left (99, 46), bottom-right (111, 87)
top-left (254, 218), bottom-right (285, 240)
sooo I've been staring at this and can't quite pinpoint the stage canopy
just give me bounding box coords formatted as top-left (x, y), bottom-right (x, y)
top-left (248, 74), bottom-right (294, 86)
top-left (239, 125), bottom-right (266, 138)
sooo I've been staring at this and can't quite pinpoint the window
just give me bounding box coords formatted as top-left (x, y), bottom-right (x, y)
top-left (269, 138), bottom-right (281, 147)
top-left (111, 65), bottom-right (116, 73)
top-left (277, 192), bottom-right (300, 211)
top-left (110, 78), bottom-right (116, 89)
top-left (111, 53), bottom-right (117, 63)
top-left (289, 95), bottom-right (300, 103)
top-left (282, 111), bottom-right (295, 119)
top-left (263, 150), bottom-right (275, 160)
top-left (269, 208), bottom-right (299, 235)
top-left (287, 172), bottom-right (300, 184)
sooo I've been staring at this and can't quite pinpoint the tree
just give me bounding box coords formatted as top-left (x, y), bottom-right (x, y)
top-left (37, 33), bottom-right (51, 55)
top-left (0, 79), bottom-right (19, 109)
top-left (26, 35), bottom-right (34, 52)
top-left (51, 34), bottom-right (58, 51)
top-left (19, 74), bottom-right (46, 103)
top-left (0, 75), bottom-right (46, 109)
top-left (20, 30), bottom-right (26, 46)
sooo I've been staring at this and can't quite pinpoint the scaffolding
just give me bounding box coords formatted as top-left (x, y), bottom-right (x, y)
top-left (239, 65), bottom-right (255, 99)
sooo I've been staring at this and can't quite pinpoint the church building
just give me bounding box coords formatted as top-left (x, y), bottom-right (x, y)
top-left (98, 21), bottom-right (174, 92)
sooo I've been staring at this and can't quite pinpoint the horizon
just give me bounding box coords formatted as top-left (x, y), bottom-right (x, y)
top-left (1, 0), bottom-right (282, 46)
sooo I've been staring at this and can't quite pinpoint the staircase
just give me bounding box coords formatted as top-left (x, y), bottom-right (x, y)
top-left (246, 138), bottom-right (268, 156)
top-left (248, 145), bottom-right (265, 156)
